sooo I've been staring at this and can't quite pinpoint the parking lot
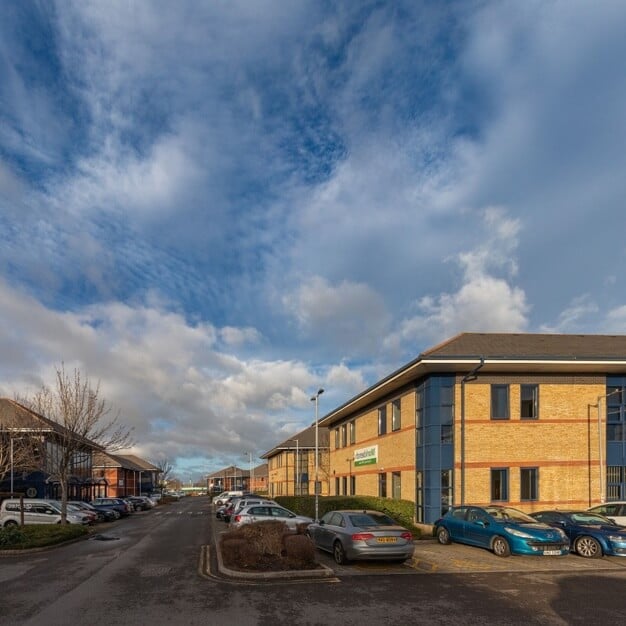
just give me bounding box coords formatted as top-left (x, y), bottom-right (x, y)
top-left (404, 538), bottom-right (626, 574)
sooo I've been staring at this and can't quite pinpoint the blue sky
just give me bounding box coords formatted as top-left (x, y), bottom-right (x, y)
top-left (2, 1), bottom-right (626, 481)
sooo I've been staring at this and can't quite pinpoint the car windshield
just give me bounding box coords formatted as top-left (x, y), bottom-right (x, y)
top-left (484, 507), bottom-right (536, 523)
top-left (348, 513), bottom-right (396, 527)
top-left (569, 513), bottom-right (615, 525)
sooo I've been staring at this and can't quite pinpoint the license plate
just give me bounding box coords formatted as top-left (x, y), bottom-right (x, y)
top-left (543, 549), bottom-right (562, 555)
top-left (377, 537), bottom-right (397, 543)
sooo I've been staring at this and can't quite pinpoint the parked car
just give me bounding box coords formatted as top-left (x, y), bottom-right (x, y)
top-left (530, 510), bottom-right (626, 558)
top-left (229, 503), bottom-right (313, 531)
top-left (222, 498), bottom-right (277, 523)
top-left (69, 501), bottom-right (117, 522)
top-left (0, 498), bottom-right (88, 527)
top-left (434, 505), bottom-right (570, 557)
top-left (586, 502), bottom-right (626, 526)
top-left (90, 497), bottom-right (133, 517)
top-left (212, 490), bottom-right (244, 506)
top-left (57, 501), bottom-right (97, 525)
top-left (125, 496), bottom-right (153, 511)
top-left (306, 509), bottom-right (415, 565)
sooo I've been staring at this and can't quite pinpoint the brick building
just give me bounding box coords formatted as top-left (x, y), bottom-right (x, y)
top-left (262, 423), bottom-right (330, 498)
top-left (319, 333), bottom-right (626, 524)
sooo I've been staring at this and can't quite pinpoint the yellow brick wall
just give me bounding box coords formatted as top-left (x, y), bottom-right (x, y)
top-left (326, 376), bottom-right (609, 517)
top-left (458, 380), bottom-right (606, 512)
top-left (330, 389), bottom-right (416, 501)
top-left (266, 449), bottom-right (331, 497)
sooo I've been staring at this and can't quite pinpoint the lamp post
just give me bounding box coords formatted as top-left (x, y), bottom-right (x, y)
top-left (346, 457), bottom-right (353, 496)
top-left (597, 387), bottom-right (622, 503)
top-left (289, 439), bottom-right (299, 496)
top-left (243, 452), bottom-right (254, 491)
top-left (310, 388), bottom-right (324, 521)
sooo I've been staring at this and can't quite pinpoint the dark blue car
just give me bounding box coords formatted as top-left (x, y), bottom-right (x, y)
top-left (530, 510), bottom-right (626, 558)
top-left (434, 505), bottom-right (570, 557)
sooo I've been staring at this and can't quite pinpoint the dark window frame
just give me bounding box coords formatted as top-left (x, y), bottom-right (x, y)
top-left (491, 385), bottom-right (510, 420)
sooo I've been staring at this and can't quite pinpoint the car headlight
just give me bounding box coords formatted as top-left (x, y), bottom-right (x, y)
top-left (505, 527), bottom-right (535, 539)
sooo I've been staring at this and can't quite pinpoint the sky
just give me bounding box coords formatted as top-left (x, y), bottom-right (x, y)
top-left (2, 0), bottom-right (626, 482)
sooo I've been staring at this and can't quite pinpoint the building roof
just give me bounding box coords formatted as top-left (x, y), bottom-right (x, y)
top-left (260, 423), bottom-right (329, 459)
top-left (422, 332), bottom-right (626, 359)
top-left (319, 332), bottom-right (626, 428)
top-left (92, 452), bottom-right (157, 471)
top-left (0, 398), bottom-right (104, 450)
top-left (115, 454), bottom-right (159, 472)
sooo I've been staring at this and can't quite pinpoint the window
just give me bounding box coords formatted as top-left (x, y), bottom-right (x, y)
top-left (350, 475), bottom-right (356, 495)
top-left (341, 424), bottom-right (347, 447)
top-left (341, 476), bottom-right (347, 495)
top-left (520, 467), bottom-right (538, 501)
top-left (335, 477), bottom-right (340, 496)
top-left (334, 428), bottom-right (340, 449)
top-left (349, 420), bottom-right (356, 445)
top-left (392, 399), bottom-right (401, 431)
top-left (490, 468), bottom-right (509, 501)
top-left (378, 472), bottom-right (387, 498)
top-left (441, 470), bottom-right (453, 515)
top-left (378, 405), bottom-right (387, 435)
top-left (392, 472), bottom-right (401, 499)
top-left (491, 385), bottom-right (510, 420)
top-left (520, 384), bottom-right (539, 419)
top-left (441, 424), bottom-right (453, 443)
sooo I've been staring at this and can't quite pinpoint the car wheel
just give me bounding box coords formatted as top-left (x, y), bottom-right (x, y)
top-left (3, 520), bottom-right (18, 527)
top-left (333, 540), bottom-right (349, 565)
top-left (492, 536), bottom-right (511, 557)
top-left (574, 535), bottom-right (602, 558)
top-left (436, 526), bottom-right (452, 545)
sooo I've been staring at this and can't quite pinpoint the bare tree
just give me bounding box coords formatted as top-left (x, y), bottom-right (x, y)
top-left (155, 458), bottom-right (173, 493)
top-left (0, 399), bottom-right (47, 489)
top-left (25, 364), bottom-right (134, 521)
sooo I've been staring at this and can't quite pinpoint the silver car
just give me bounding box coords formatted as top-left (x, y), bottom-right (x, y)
top-left (229, 503), bottom-right (313, 531)
top-left (306, 509), bottom-right (415, 565)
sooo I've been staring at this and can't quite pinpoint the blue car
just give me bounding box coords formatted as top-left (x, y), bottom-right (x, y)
top-left (530, 510), bottom-right (626, 558)
top-left (434, 505), bottom-right (570, 557)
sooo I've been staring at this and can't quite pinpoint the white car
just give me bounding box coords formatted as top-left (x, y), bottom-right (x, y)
top-left (587, 502), bottom-right (626, 526)
top-left (229, 503), bottom-right (313, 531)
top-left (0, 498), bottom-right (87, 527)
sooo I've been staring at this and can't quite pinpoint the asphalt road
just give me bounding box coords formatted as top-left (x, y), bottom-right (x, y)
top-left (2, 497), bottom-right (626, 625)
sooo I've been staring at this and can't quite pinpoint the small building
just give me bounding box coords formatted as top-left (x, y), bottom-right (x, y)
top-left (91, 452), bottom-right (159, 498)
top-left (261, 423), bottom-right (330, 498)
top-left (319, 333), bottom-right (626, 524)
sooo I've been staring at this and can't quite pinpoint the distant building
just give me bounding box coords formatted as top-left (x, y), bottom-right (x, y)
top-left (261, 423), bottom-right (330, 497)
top-left (92, 452), bottom-right (159, 498)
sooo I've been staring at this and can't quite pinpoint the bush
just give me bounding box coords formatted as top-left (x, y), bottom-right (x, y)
top-left (0, 525), bottom-right (26, 547)
top-left (0, 524), bottom-right (89, 549)
top-left (219, 521), bottom-right (318, 571)
top-left (274, 495), bottom-right (422, 538)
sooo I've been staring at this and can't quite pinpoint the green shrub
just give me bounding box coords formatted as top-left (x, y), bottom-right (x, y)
top-left (0, 525), bottom-right (26, 547)
top-left (0, 524), bottom-right (89, 549)
top-left (274, 495), bottom-right (422, 538)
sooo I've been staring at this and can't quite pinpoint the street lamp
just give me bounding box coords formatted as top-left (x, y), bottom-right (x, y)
top-left (289, 439), bottom-right (299, 496)
top-left (310, 388), bottom-right (324, 521)
top-left (346, 457), bottom-right (353, 496)
top-left (243, 452), bottom-right (254, 492)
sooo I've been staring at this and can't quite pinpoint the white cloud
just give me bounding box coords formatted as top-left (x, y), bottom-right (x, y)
top-left (384, 208), bottom-right (529, 350)
top-left (283, 276), bottom-right (391, 357)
